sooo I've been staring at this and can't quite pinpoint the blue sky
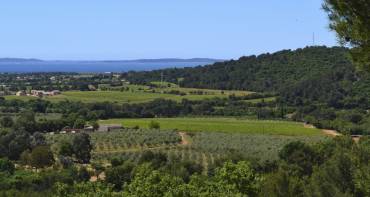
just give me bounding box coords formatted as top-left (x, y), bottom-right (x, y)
top-left (0, 0), bottom-right (338, 60)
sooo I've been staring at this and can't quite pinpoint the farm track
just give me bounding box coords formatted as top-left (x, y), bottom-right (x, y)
top-left (202, 153), bottom-right (208, 175)
top-left (322, 129), bottom-right (342, 137)
top-left (179, 132), bottom-right (190, 145)
top-left (90, 172), bottom-right (106, 182)
top-left (304, 123), bottom-right (342, 137)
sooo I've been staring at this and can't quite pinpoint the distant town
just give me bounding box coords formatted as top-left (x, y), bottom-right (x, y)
top-left (16, 89), bottom-right (61, 97)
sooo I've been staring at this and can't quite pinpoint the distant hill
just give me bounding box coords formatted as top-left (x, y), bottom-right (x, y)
top-left (0, 58), bottom-right (222, 64)
top-left (123, 46), bottom-right (352, 92)
top-left (101, 58), bottom-right (224, 63)
top-left (0, 58), bottom-right (43, 63)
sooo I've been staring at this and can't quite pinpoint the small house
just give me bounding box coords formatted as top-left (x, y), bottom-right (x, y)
top-left (51, 90), bottom-right (61, 95)
top-left (31, 90), bottom-right (43, 97)
top-left (98, 124), bottom-right (123, 132)
top-left (88, 85), bottom-right (97, 91)
top-left (84, 126), bottom-right (94, 132)
top-left (16, 91), bottom-right (26, 96)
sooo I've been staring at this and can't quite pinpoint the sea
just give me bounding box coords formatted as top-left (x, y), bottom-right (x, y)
top-left (0, 60), bottom-right (218, 73)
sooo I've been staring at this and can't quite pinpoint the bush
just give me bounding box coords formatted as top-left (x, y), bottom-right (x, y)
top-left (106, 162), bottom-right (134, 190)
top-left (279, 141), bottom-right (316, 175)
top-left (58, 141), bottom-right (73, 157)
top-left (0, 116), bottom-right (13, 128)
top-left (29, 146), bottom-right (55, 169)
top-left (0, 158), bottom-right (15, 175)
top-left (72, 133), bottom-right (92, 164)
top-left (148, 121), bottom-right (160, 129)
top-left (111, 157), bottom-right (124, 167)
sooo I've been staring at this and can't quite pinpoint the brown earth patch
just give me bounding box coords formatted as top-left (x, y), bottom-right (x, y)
top-left (179, 132), bottom-right (189, 145)
top-left (322, 129), bottom-right (342, 137)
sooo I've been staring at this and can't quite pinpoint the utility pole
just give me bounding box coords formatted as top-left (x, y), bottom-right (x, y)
top-left (312, 32), bottom-right (315, 46)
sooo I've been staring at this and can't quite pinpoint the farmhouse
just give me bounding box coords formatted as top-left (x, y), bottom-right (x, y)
top-left (51, 90), bottom-right (61, 95)
top-left (61, 127), bottom-right (82, 134)
top-left (84, 126), bottom-right (95, 132)
top-left (88, 85), bottom-right (97, 91)
top-left (60, 125), bottom-right (95, 134)
top-left (16, 90), bottom-right (26, 96)
top-left (30, 90), bottom-right (61, 97)
top-left (98, 124), bottom-right (123, 132)
top-left (31, 90), bottom-right (43, 97)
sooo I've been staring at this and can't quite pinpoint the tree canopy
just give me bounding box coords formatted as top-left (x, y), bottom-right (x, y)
top-left (323, 0), bottom-right (370, 71)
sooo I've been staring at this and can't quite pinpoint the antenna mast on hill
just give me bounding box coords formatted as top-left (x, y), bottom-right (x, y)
top-left (312, 32), bottom-right (315, 46)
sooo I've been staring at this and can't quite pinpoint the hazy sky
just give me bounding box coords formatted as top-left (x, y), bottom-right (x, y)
top-left (0, 0), bottom-right (338, 60)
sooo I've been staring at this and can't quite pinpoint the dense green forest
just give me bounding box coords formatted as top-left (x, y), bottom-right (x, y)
top-left (124, 47), bottom-right (351, 91)
top-left (123, 46), bottom-right (369, 106)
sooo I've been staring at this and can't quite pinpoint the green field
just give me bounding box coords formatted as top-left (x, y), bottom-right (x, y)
top-left (5, 87), bottom-right (252, 104)
top-left (99, 117), bottom-right (322, 136)
top-left (4, 91), bottom-right (229, 103)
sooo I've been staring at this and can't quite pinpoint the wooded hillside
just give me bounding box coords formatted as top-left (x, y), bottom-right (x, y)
top-left (123, 46), bottom-right (369, 109)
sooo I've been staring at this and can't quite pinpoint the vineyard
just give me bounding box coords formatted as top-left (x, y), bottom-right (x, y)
top-left (46, 128), bottom-right (328, 174)
top-left (189, 132), bottom-right (327, 161)
top-left (46, 129), bottom-right (180, 157)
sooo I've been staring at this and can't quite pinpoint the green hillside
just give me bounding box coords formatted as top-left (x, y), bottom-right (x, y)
top-left (123, 46), bottom-right (351, 92)
top-left (123, 46), bottom-right (369, 108)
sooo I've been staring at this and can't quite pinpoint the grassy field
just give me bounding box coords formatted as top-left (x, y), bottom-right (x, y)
top-left (5, 91), bottom-right (233, 103)
top-left (99, 117), bottom-right (322, 136)
top-left (5, 86), bottom-right (252, 103)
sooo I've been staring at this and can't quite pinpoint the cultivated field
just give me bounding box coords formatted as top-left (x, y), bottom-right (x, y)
top-left (5, 86), bottom-right (252, 104)
top-left (100, 117), bottom-right (323, 136)
top-left (46, 128), bottom-right (327, 172)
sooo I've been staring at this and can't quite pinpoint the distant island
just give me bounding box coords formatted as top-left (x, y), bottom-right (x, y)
top-left (0, 58), bottom-right (43, 63)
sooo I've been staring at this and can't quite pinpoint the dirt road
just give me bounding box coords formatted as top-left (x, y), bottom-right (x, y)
top-left (322, 129), bottom-right (342, 137)
top-left (303, 123), bottom-right (342, 137)
top-left (179, 132), bottom-right (189, 145)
